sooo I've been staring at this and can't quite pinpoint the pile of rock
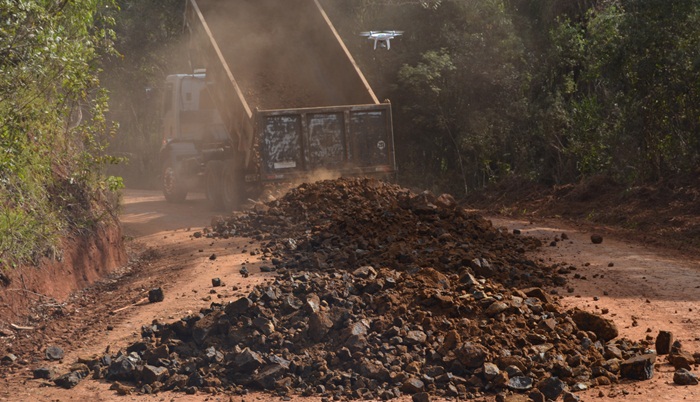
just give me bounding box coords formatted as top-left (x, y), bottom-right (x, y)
top-left (211, 178), bottom-right (561, 290)
top-left (50, 178), bottom-right (696, 399)
top-left (62, 268), bottom-right (654, 400)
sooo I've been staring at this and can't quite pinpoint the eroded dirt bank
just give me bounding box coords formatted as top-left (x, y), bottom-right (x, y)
top-left (0, 220), bottom-right (126, 329)
top-left (0, 185), bottom-right (698, 401)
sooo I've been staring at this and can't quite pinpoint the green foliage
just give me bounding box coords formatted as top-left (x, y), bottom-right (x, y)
top-left (328, 0), bottom-right (700, 192)
top-left (388, 1), bottom-right (531, 195)
top-left (0, 0), bottom-right (118, 267)
top-left (534, 0), bottom-right (700, 182)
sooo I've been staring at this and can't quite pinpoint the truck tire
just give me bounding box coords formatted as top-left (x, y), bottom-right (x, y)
top-left (162, 161), bottom-right (187, 203)
top-left (205, 160), bottom-right (225, 210)
top-left (222, 159), bottom-right (245, 211)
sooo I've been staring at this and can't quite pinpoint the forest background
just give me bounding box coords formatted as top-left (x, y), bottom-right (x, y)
top-left (107, 0), bottom-right (700, 196)
top-left (2, 0), bottom-right (699, 267)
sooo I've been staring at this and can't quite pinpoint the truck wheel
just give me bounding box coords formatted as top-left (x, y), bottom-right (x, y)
top-left (222, 159), bottom-right (245, 211)
top-left (205, 160), bottom-right (225, 210)
top-left (162, 162), bottom-right (187, 203)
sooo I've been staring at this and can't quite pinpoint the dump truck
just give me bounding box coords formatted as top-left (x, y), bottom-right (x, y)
top-left (160, 0), bottom-right (396, 209)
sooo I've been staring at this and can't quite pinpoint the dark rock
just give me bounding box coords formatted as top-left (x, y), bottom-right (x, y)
top-left (253, 364), bottom-right (287, 389)
top-left (400, 377), bottom-right (425, 394)
top-left (571, 308), bottom-right (618, 341)
top-left (604, 345), bottom-right (623, 360)
top-left (457, 343), bottom-right (487, 368)
top-left (126, 341), bottom-right (149, 354)
top-left (538, 376), bottom-right (567, 400)
top-left (590, 234), bottom-right (603, 244)
top-left (670, 351), bottom-right (695, 370)
top-left (308, 311), bottom-right (333, 342)
top-left (33, 367), bottom-right (55, 380)
top-left (507, 376), bottom-right (533, 391)
top-left (620, 353), bottom-right (656, 380)
top-left (107, 354), bottom-right (140, 381)
top-left (1, 354), bottom-right (17, 363)
top-left (252, 316), bottom-right (275, 335)
top-left (562, 391), bottom-right (581, 402)
top-left (410, 192), bottom-right (438, 214)
top-left (655, 330), bottom-right (674, 355)
top-left (412, 392), bottom-right (431, 402)
top-left (670, 340), bottom-right (683, 354)
top-left (54, 371), bottom-right (85, 389)
top-left (471, 258), bottom-right (495, 278)
top-left (225, 297), bottom-right (253, 316)
top-left (673, 369), bottom-right (699, 386)
top-left (234, 348), bottom-right (264, 373)
top-left (459, 272), bottom-right (478, 286)
top-left (522, 287), bottom-right (553, 304)
top-left (148, 287), bottom-right (164, 303)
top-left (211, 278), bottom-right (222, 287)
top-left (45, 345), bottom-right (64, 361)
top-left (142, 365), bottom-right (168, 384)
top-left (528, 390), bottom-right (546, 402)
top-left (359, 359), bottom-right (391, 382)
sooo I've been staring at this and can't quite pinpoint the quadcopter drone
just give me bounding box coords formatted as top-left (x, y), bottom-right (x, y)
top-left (360, 30), bottom-right (404, 50)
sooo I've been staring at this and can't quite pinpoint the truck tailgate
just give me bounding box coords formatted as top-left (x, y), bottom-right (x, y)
top-left (257, 104), bottom-right (395, 181)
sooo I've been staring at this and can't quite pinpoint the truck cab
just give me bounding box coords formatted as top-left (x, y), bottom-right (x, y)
top-left (159, 71), bottom-right (228, 202)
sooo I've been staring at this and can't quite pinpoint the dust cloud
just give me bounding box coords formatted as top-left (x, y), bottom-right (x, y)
top-left (191, 0), bottom-right (376, 110)
top-left (255, 168), bottom-right (343, 204)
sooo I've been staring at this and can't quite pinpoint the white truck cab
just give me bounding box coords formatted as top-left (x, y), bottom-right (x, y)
top-left (161, 70), bottom-right (226, 145)
top-left (159, 71), bottom-right (228, 202)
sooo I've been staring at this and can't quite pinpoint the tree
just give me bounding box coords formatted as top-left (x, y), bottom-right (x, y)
top-left (391, 1), bottom-right (531, 195)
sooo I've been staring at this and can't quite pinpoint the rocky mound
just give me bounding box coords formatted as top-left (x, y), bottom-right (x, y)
top-left (58, 178), bottom-right (661, 399)
top-left (212, 178), bottom-right (558, 289)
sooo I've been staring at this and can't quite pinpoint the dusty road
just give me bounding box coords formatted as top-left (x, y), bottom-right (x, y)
top-left (489, 217), bottom-right (700, 401)
top-left (0, 189), bottom-right (698, 401)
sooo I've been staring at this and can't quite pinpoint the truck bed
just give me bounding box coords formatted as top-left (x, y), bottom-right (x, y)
top-left (194, 0), bottom-right (377, 110)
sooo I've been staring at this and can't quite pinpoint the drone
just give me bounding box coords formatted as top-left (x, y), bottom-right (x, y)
top-left (360, 30), bottom-right (404, 50)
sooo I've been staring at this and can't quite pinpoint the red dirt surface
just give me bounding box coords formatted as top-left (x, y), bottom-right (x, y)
top-left (0, 183), bottom-right (698, 401)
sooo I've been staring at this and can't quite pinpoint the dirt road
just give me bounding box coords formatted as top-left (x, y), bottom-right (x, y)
top-left (489, 217), bottom-right (700, 401)
top-left (0, 189), bottom-right (698, 401)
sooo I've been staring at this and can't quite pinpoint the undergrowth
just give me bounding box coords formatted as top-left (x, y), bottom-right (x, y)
top-left (0, 0), bottom-right (123, 271)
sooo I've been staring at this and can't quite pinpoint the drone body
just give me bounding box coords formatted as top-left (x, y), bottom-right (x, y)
top-left (360, 30), bottom-right (404, 50)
